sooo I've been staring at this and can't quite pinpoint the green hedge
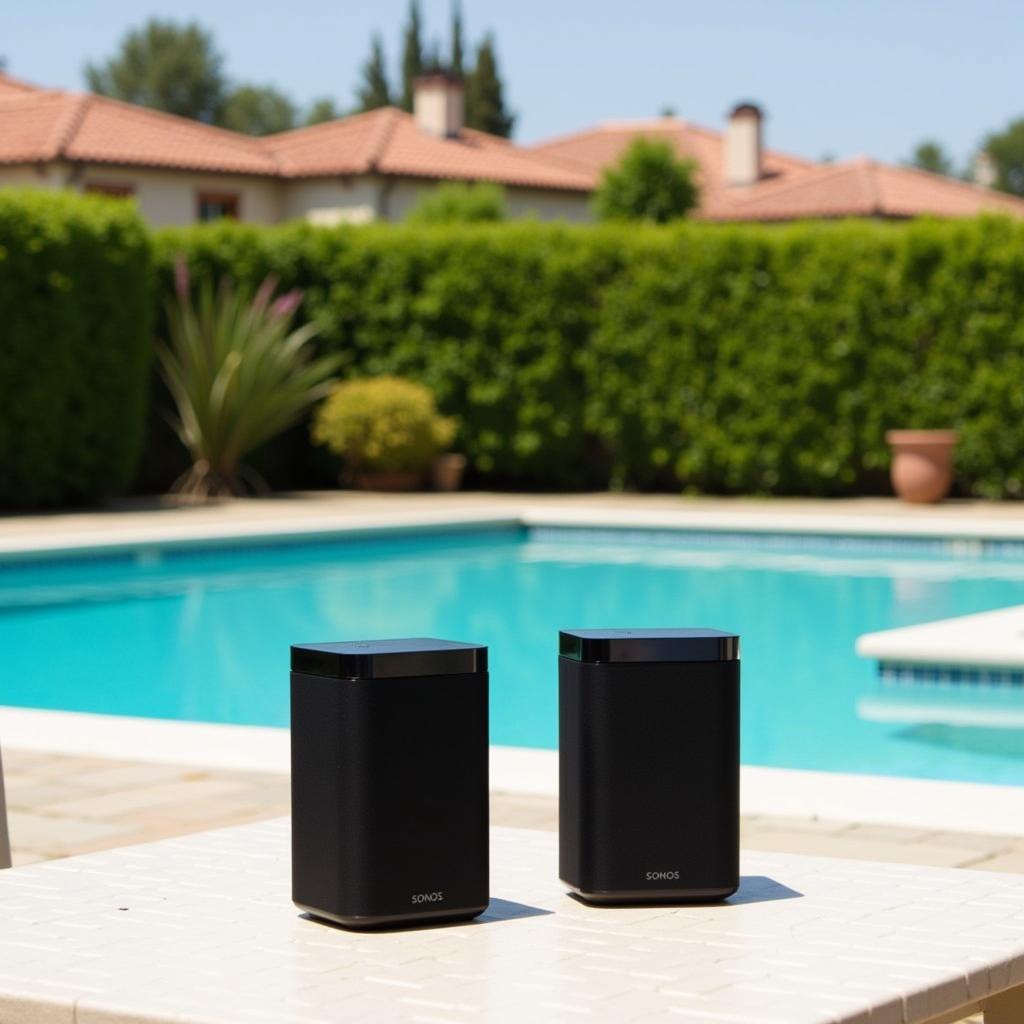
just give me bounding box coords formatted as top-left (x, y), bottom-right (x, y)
top-left (155, 222), bottom-right (624, 487)
top-left (0, 191), bottom-right (153, 507)
top-left (154, 217), bottom-right (1024, 498)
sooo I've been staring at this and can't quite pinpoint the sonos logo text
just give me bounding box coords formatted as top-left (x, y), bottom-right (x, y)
top-left (411, 891), bottom-right (444, 904)
top-left (646, 871), bottom-right (680, 881)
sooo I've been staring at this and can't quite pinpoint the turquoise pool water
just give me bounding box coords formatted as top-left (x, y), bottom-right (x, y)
top-left (2, 525), bottom-right (1023, 785)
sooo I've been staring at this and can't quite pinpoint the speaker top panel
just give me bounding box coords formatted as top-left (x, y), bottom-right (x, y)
top-left (559, 628), bottom-right (739, 665)
top-left (292, 638), bottom-right (487, 680)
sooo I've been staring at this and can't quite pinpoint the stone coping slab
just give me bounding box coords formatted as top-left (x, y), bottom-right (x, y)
top-left (2, 820), bottom-right (1024, 1023)
top-left (5, 492), bottom-right (1024, 563)
top-left (857, 605), bottom-right (1024, 671)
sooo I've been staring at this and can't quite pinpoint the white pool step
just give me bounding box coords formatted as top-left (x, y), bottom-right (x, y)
top-left (857, 604), bottom-right (1024, 670)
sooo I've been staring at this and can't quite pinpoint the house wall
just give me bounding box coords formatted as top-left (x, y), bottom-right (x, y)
top-left (0, 164), bottom-right (594, 225)
top-left (381, 178), bottom-right (592, 222)
top-left (0, 164), bottom-right (67, 189)
top-left (0, 164), bottom-right (282, 225)
top-left (71, 167), bottom-right (283, 226)
top-left (278, 176), bottom-right (592, 225)
top-left (279, 176), bottom-right (381, 225)
top-left (505, 187), bottom-right (592, 222)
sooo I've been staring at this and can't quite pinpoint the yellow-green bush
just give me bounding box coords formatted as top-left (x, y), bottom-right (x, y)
top-left (155, 216), bottom-right (1024, 498)
top-left (312, 376), bottom-right (456, 474)
top-left (0, 191), bottom-right (153, 506)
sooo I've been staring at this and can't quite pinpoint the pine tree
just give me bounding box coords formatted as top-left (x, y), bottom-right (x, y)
top-left (450, 1), bottom-right (465, 77)
top-left (400, 0), bottom-right (424, 111)
top-left (465, 34), bottom-right (514, 138)
top-left (355, 34), bottom-right (392, 112)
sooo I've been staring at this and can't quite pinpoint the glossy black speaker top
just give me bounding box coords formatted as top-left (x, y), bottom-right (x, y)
top-left (559, 628), bottom-right (739, 665)
top-left (291, 638), bottom-right (487, 680)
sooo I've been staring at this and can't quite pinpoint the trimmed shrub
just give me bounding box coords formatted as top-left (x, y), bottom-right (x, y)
top-left (154, 216), bottom-right (1024, 498)
top-left (0, 191), bottom-right (153, 507)
top-left (313, 376), bottom-right (456, 475)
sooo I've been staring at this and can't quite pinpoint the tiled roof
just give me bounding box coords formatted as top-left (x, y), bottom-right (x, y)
top-left (0, 79), bottom-right (589, 190)
top-left (529, 117), bottom-right (810, 201)
top-left (530, 118), bottom-right (1024, 221)
top-left (705, 157), bottom-right (1024, 220)
top-left (263, 107), bottom-right (593, 190)
top-left (0, 71), bottom-right (43, 96)
top-left (3, 74), bottom-right (1022, 218)
top-left (0, 86), bottom-right (278, 174)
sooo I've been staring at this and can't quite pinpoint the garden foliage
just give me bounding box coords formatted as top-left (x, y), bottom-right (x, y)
top-left (154, 216), bottom-right (1024, 498)
top-left (313, 376), bottom-right (456, 475)
top-left (0, 191), bottom-right (153, 506)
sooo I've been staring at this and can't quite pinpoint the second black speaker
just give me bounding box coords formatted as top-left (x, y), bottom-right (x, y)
top-left (559, 628), bottom-right (740, 904)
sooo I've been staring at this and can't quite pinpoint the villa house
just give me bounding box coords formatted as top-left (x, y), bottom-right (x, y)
top-left (2, 68), bottom-right (1023, 225)
top-left (0, 71), bottom-right (592, 226)
top-left (530, 103), bottom-right (1024, 220)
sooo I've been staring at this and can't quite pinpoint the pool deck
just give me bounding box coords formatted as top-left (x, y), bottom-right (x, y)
top-left (6, 747), bottom-right (1024, 883)
top-left (3, 489), bottom-right (1024, 557)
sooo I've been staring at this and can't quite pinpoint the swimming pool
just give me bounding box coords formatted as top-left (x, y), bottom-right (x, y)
top-left (1, 523), bottom-right (1023, 785)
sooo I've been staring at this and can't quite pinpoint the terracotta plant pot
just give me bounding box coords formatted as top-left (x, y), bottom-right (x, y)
top-left (353, 471), bottom-right (423, 492)
top-left (885, 430), bottom-right (958, 503)
top-left (432, 453), bottom-right (467, 492)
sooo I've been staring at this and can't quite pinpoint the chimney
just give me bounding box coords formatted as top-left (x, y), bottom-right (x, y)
top-left (972, 150), bottom-right (996, 189)
top-left (724, 102), bottom-right (763, 186)
top-left (413, 72), bottom-right (464, 138)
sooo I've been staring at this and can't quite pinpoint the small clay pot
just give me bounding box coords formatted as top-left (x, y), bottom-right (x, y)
top-left (885, 430), bottom-right (958, 503)
top-left (353, 471), bottom-right (423, 492)
top-left (432, 453), bottom-right (467, 492)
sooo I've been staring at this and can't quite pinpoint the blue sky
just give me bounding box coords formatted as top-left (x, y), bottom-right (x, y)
top-left (4, 1), bottom-right (1021, 165)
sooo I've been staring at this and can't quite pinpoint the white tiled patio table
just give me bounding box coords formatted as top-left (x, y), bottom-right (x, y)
top-left (1, 821), bottom-right (1023, 1024)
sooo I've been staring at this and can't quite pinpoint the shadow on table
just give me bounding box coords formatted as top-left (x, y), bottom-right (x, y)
top-left (726, 876), bottom-right (803, 906)
top-left (298, 898), bottom-right (551, 933)
top-left (477, 898), bottom-right (553, 923)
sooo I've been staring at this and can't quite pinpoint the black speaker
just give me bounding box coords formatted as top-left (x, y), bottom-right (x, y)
top-left (291, 638), bottom-right (489, 928)
top-left (559, 628), bottom-right (740, 904)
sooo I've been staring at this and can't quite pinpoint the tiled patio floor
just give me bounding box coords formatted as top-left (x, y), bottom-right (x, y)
top-left (5, 748), bottom-right (1010, 1024)
top-left (7, 747), bottom-right (1024, 873)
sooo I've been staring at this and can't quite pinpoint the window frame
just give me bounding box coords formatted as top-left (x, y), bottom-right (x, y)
top-left (196, 191), bottom-right (241, 222)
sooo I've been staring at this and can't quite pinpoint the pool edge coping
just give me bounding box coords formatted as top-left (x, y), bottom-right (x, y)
top-left (3, 705), bottom-right (1023, 838)
top-left (5, 501), bottom-right (1024, 563)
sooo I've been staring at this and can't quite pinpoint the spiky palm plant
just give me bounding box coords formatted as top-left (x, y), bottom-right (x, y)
top-left (159, 260), bottom-right (339, 499)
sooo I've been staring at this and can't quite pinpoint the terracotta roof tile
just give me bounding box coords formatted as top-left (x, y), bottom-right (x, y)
top-left (66, 94), bottom-right (278, 174)
top-left (0, 90), bottom-right (77, 163)
top-left (263, 107), bottom-right (593, 191)
top-left (530, 117), bottom-right (809, 198)
top-left (529, 119), bottom-right (1024, 221)
top-left (0, 87), bottom-right (280, 175)
top-left (0, 71), bottom-right (43, 96)
top-left (3, 76), bottom-right (1022, 219)
top-left (705, 158), bottom-right (1024, 220)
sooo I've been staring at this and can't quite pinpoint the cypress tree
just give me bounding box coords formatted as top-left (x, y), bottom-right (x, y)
top-left (450, 0), bottom-right (465, 77)
top-left (465, 34), bottom-right (514, 138)
top-left (355, 34), bottom-right (392, 111)
top-left (400, 0), bottom-right (424, 111)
